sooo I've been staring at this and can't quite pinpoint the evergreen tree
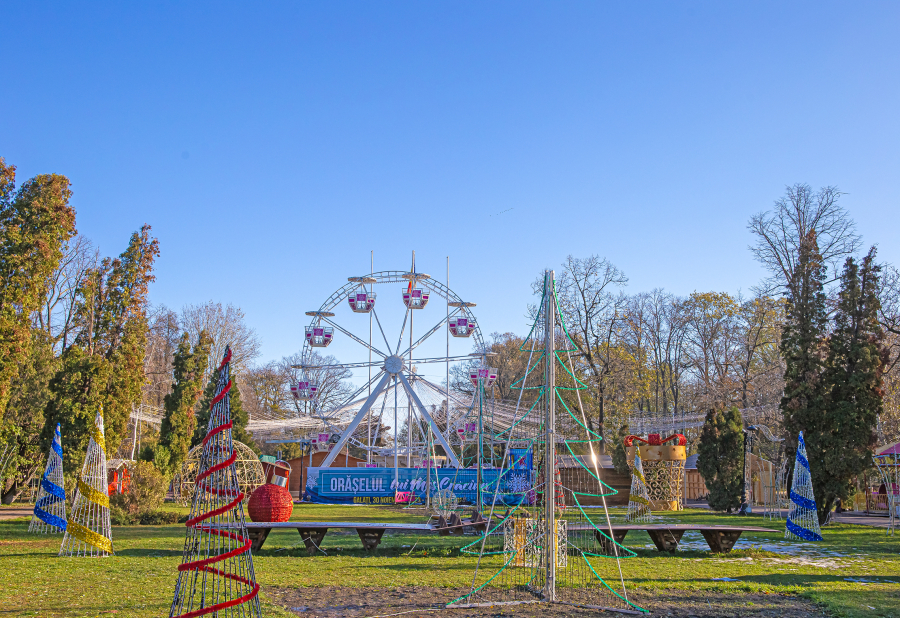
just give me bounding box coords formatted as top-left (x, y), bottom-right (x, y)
top-left (155, 331), bottom-right (211, 477)
top-left (780, 231), bottom-right (828, 494)
top-left (192, 365), bottom-right (257, 452)
top-left (0, 331), bottom-right (59, 503)
top-left (611, 424), bottom-right (632, 475)
top-left (697, 407), bottom-right (744, 512)
top-left (813, 248), bottom-right (887, 522)
top-left (44, 226), bottom-right (159, 473)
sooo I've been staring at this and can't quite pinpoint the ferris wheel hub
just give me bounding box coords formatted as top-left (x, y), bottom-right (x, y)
top-left (384, 355), bottom-right (405, 375)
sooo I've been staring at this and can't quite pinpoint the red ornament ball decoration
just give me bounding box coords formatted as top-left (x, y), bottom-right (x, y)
top-left (248, 483), bottom-right (293, 522)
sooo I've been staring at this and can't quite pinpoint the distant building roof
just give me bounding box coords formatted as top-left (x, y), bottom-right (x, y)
top-left (685, 454), bottom-right (699, 469)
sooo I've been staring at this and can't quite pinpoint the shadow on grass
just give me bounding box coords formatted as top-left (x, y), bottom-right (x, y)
top-left (115, 548), bottom-right (183, 557)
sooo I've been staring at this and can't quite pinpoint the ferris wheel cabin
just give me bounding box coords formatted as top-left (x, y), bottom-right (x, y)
top-left (470, 367), bottom-right (498, 388)
top-left (449, 317), bottom-right (476, 337)
top-left (403, 288), bottom-right (429, 309)
top-left (290, 381), bottom-right (318, 401)
top-left (347, 291), bottom-right (376, 313)
top-left (305, 325), bottom-right (334, 347)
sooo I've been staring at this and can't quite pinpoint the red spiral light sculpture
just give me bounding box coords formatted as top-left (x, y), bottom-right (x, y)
top-left (169, 348), bottom-right (261, 618)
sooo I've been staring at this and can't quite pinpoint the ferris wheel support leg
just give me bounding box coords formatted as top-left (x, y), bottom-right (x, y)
top-left (397, 372), bottom-right (461, 468)
top-left (321, 373), bottom-right (393, 468)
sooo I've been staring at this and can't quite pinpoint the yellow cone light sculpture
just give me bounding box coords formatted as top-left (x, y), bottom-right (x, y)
top-left (59, 407), bottom-right (113, 557)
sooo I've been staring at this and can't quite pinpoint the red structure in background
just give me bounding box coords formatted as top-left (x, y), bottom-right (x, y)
top-left (107, 467), bottom-right (132, 496)
top-left (623, 433), bottom-right (687, 447)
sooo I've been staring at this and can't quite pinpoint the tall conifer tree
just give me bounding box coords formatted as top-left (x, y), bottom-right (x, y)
top-left (193, 367), bottom-right (257, 452)
top-left (697, 407), bottom-right (744, 512)
top-left (815, 248), bottom-right (887, 521)
top-left (156, 331), bottom-right (211, 476)
top-left (780, 231), bottom-right (828, 494)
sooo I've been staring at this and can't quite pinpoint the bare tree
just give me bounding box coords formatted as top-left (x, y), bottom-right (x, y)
top-left (279, 352), bottom-right (355, 416)
top-left (734, 295), bottom-right (784, 409)
top-left (536, 255), bottom-right (628, 436)
top-left (181, 301), bottom-right (261, 381)
top-left (36, 234), bottom-right (98, 350)
top-left (641, 289), bottom-right (688, 416)
top-left (878, 264), bottom-right (900, 443)
top-left (748, 184), bottom-right (861, 295)
top-left (143, 305), bottom-right (180, 408)
top-left (682, 292), bottom-right (741, 409)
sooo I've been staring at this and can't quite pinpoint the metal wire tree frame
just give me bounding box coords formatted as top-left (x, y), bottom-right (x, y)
top-left (30, 423), bottom-right (67, 534)
top-left (59, 409), bottom-right (113, 557)
top-left (291, 259), bottom-right (489, 485)
top-left (785, 431), bottom-right (823, 542)
top-left (626, 451), bottom-right (652, 523)
top-left (873, 452), bottom-right (899, 535)
top-left (173, 441), bottom-right (265, 507)
top-left (448, 271), bottom-right (645, 615)
top-left (170, 348), bottom-right (261, 618)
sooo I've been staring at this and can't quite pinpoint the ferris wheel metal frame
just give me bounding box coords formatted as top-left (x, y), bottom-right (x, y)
top-left (292, 259), bottom-right (488, 471)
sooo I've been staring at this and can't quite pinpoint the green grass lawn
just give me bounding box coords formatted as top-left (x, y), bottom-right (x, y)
top-left (1, 504), bottom-right (898, 617)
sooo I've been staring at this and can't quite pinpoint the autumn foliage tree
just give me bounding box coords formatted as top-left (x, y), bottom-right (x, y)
top-left (0, 158), bottom-right (76, 420)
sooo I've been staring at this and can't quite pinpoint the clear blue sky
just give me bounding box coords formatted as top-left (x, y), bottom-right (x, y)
top-left (3, 2), bottom-right (898, 366)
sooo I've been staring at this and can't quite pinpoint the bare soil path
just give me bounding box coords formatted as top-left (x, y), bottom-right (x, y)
top-left (269, 586), bottom-right (829, 618)
top-left (0, 507), bottom-right (31, 520)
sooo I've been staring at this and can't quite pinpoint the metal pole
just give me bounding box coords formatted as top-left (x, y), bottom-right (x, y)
top-left (368, 250), bottom-right (373, 464)
top-left (477, 379), bottom-right (483, 508)
top-left (130, 403), bottom-right (138, 460)
top-left (544, 270), bottom-right (557, 602)
top-left (394, 377), bottom-right (399, 489)
top-left (408, 250), bottom-right (414, 468)
top-left (447, 256), bottom-right (451, 464)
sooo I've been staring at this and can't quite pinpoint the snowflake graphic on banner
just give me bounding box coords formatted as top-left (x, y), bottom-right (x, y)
top-left (508, 473), bottom-right (531, 494)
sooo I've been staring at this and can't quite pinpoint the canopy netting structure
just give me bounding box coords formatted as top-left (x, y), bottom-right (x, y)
top-left (448, 270), bottom-right (644, 614)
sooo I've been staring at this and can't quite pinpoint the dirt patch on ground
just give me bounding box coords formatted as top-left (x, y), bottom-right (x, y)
top-left (268, 586), bottom-right (827, 617)
top-left (0, 508), bottom-right (32, 520)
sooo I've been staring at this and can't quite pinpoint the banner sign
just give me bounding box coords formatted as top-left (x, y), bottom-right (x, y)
top-left (304, 466), bottom-right (534, 505)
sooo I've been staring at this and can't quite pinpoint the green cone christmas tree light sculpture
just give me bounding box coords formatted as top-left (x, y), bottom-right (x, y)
top-left (29, 423), bottom-right (67, 534)
top-left (59, 409), bottom-right (113, 557)
top-left (169, 348), bottom-right (260, 618)
top-left (449, 270), bottom-right (643, 614)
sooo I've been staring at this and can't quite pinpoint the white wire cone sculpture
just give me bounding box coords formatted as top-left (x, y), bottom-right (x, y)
top-left (626, 451), bottom-right (652, 523)
top-left (29, 423), bottom-right (67, 534)
top-left (873, 448), bottom-right (900, 535)
top-left (59, 409), bottom-right (113, 557)
top-left (785, 431), bottom-right (823, 542)
top-left (170, 348), bottom-right (261, 618)
top-left (448, 270), bottom-right (642, 614)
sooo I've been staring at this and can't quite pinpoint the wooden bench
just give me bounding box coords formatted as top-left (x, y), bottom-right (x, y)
top-left (589, 524), bottom-right (779, 553)
top-left (237, 521), bottom-right (437, 554)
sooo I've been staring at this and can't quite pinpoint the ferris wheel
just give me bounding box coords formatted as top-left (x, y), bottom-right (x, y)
top-left (291, 255), bottom-right (491, 469)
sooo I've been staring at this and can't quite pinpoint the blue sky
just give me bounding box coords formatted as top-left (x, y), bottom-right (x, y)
top-left (3, 2), bottom-right (899, 367)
